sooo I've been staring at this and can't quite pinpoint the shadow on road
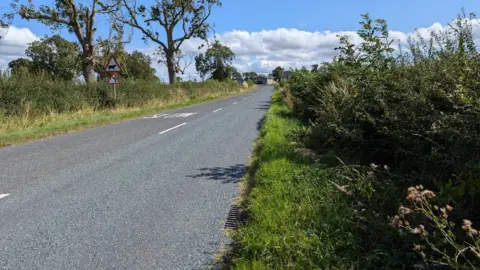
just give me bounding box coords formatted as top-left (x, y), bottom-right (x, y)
top-left (186, 164), bottom-right (245, 184)
top-left (254, 101), bottom-right (270, 111)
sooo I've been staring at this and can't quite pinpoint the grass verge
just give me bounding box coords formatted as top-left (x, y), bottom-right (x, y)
top-left (228, 88), bottom-right (358, 269)
top-left (0, 87), bottom-right (255, 148)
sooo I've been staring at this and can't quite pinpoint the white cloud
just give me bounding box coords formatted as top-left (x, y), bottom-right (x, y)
top-left (0, 26), bottom-right (39, 67)
top-left (2, 19), bottom-right (480, 80)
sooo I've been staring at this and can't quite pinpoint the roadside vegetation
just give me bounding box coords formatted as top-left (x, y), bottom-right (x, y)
top-left (0, 0), bottom-right (263, 147)
top-left (232, 10), bottom-right (480, 269)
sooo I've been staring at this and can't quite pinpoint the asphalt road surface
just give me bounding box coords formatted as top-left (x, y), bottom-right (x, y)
top-left (0, 85), bottom-right (273, 269)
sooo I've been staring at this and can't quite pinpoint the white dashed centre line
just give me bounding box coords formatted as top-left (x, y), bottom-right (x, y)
top-left (213, 108), bottom-right (222, 113)
top-left (159, 122), bottom-right (187, 134)
top-left (233, 102), bottom-right (238, 105)
top-left (0, 194), bottom-right (10, 199)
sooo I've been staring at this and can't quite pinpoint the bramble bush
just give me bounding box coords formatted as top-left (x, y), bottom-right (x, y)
top-left (284, 10), bottom-right (480, 268)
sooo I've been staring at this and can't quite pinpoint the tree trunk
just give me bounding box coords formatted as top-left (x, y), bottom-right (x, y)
top-left (166, 52), bottom-right (175, 85)
top-left (81, 45), bottom-right (96, 83)
top-left (82, 61), bottom-right (96, 83)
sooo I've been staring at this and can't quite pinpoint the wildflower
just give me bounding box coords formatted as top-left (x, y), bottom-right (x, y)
top-left (383, 165), bottom-right (390, 170)
top-left (391, 215), bottom-right (401, 227)
top-left (434, 205), bottom-right (439, 211)
top-left (412, 244), bottom-right (422, 251)
top-left (398, 206), bottom-right (412, 218)
top-left (411, 225), bottom-right (424, 235)
top-left (370, 163), bottom-right (378, 170)
top-left (367, 171), bottom-right (374, 178)
top-left (462, 219), bottom-right (472, 231)
top-left (446, 205), bottom-right (453, 212)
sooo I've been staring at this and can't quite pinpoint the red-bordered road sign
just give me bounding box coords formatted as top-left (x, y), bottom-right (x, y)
top-left (105, 55), bottom-right (121, 72)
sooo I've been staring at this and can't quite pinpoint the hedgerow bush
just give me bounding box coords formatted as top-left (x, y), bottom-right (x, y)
top-left (0, 71), bottom-right (241, 117)
top-left (285, 11), bottom-right (480, 268)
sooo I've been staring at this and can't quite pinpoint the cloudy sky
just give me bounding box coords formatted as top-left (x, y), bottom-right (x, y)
top-left (1, 0), bottom-right (480, 81)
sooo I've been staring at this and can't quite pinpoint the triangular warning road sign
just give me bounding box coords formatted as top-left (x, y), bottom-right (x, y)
top-left (105, 55), bottom-right (121, 72)
top-left (107, 73), bottom-right (120, 84)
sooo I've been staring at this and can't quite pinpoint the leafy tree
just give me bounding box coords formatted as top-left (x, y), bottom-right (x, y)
top-left (243, 71), bottom-right (258, 81)
top-left (114, 0), bottom-right (221, 84)
top-left (230, 67), bottom-right (243, 81)
top-left (195, 40), bottom-right (235, 81)
top-left (8, 58), bottom-right (33, 76)
top-left (0, 8), bottom-right (13, 40)
top-left (94, 38), bottom-right (157, 81)
top-left (311, 64), bottom-right (319, 72)
top-left (272, 66), bottom-right (284, 82)
top-left (123, 51), bottom-right (157, 81)
top-left (26, 35), bottom-right (81, 81)
top-left (14, 0), bottom-right (118, 83)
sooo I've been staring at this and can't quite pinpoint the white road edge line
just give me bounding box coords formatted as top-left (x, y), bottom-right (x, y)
top-left (213, 108), bottom-right (222, 113)
top-left (0, 194), bottom-right (10, 199)
top-left (233, 102), bottom-right (238, 104)
top-left (159, 122), bottom-right (187, 134)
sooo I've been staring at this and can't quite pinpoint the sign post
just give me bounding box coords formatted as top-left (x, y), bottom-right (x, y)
top-left (105, 55), bottom-right (121, 99)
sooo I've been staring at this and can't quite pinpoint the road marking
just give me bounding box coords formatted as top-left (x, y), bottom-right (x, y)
top-left (233, 102), bottom-right (238, 104)
top-left (159, 123), bottom-right (187, 134)
top-left (165, 112), bottom-right (197, 118)
top-left (213, 108), bottom-right (222, 113)
top-left (144, 113), bottom-right (169, 119)
top-left (0, 194), bottom-right (10, 199)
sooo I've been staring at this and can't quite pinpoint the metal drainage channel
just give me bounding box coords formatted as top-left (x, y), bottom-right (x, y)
top-left (224, 205), bottom-right (242, 230)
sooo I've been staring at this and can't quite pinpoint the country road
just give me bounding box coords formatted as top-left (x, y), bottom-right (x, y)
top-left (0, 85), bottom-right (273, 269)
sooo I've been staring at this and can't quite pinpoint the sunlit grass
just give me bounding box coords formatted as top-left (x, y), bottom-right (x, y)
top-left (231, 89), bottom-right (358, 269)
top-left (0, 87), bottom-right (254, 147)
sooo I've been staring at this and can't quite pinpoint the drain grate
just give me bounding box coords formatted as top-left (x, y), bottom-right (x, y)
top-left (224, 205), bottom-right (242, 230)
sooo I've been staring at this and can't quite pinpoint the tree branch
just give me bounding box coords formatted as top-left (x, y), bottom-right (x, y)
top-left (119, 0), bottom-right (168, 52)
top-left (174, 5), bottom-right (212, 50)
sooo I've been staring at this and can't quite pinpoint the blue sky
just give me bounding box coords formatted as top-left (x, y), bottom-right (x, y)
top-left (2, 0), bottom-right (480, 79)
top-left (11, 0), bottom-right (480, 47)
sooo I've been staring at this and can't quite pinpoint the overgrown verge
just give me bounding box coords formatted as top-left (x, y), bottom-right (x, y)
top-left (230, 10), bottom-right (480, 270)
top-left (0, 73), bottom-right (252, 147)
top-left (228, 89), bottom-right (360, 269)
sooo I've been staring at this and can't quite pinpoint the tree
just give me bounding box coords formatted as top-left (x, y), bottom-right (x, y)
top-left (272, 66), bottom-right (284, 82)
top-left (26, 35), bottom-right (81, 81)
top-left (123, 51), bottom-right (158, 81)
top-left (243, 71), bottom-right (258, 81)
top-left (8, 58), bottom-right (33, 76)
top-left (195, 40), bottom-right (235, 81)
top-left (14, 0), bottom-right (118, 83)
top-left (114, 0), bottom-right (222, 84)
top-left (0, 8), bottom-right (13, 40)
top-left (230, 67), bottom-right (243, 81)
top-left (311, 64), bottom-right (319, 72)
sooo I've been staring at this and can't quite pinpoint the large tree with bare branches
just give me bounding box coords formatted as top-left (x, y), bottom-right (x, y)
top-left (115, 0), bottom-right (221, 84)
top-left (12, 0), bottom-right (117, 83)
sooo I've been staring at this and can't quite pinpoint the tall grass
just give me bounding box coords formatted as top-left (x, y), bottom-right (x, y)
top-left (233, 10), bottom-right (480, 269)
top-left (231, 90), bottom-right (360, 269)
top-left (0, 72), bottom-right (247, 146)
top-left (0, 71), bottom-right (241, 117)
